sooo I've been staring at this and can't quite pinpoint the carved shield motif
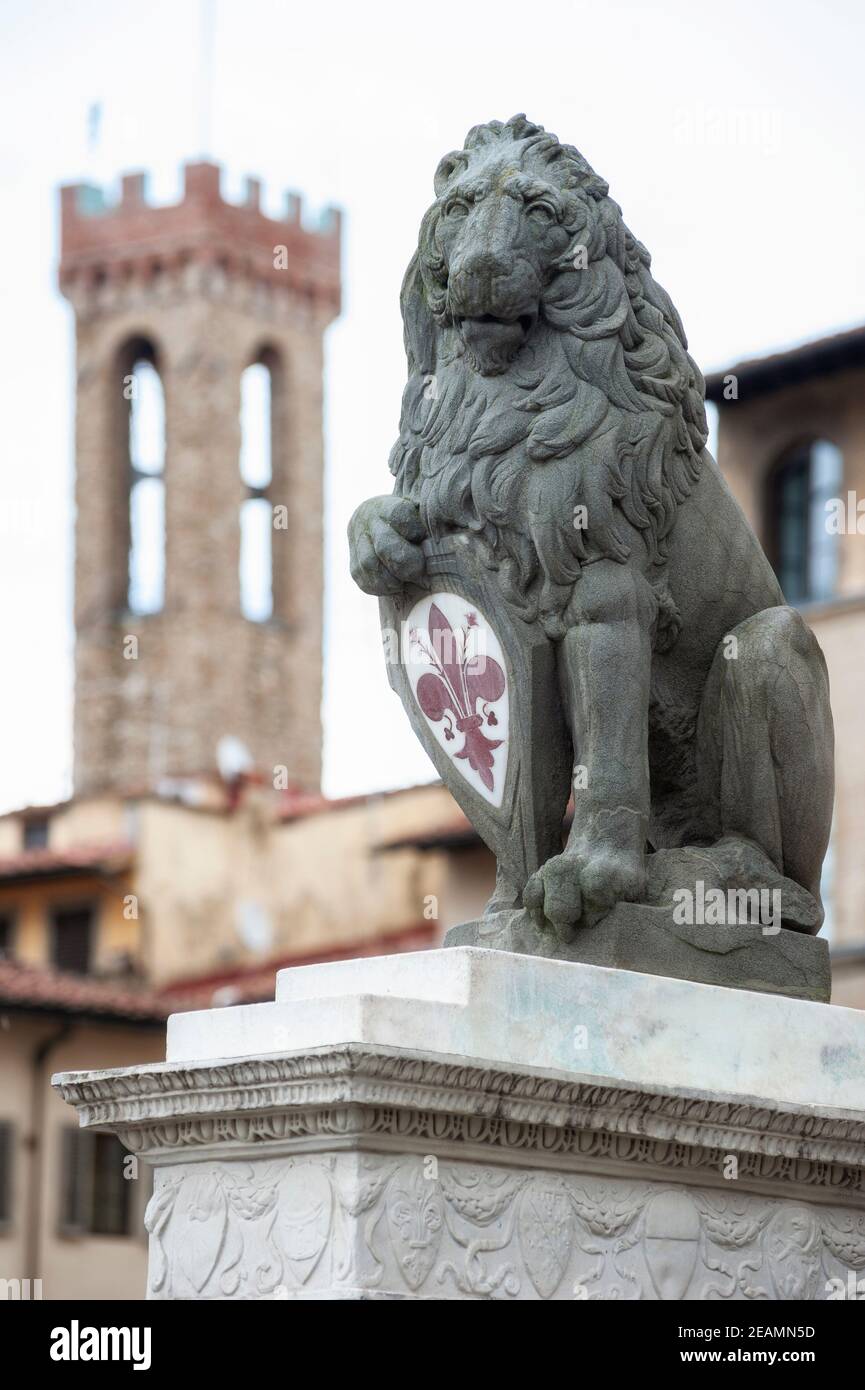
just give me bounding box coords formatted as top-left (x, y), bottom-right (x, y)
top-left (271, 1164), bottom-right (333, 1286)
top-left (518, 1181), bottom-right (573, 1298)
top-left (644, 1191), bottom-right (701, 1301)
top-left (385, 1163), bottom-right (444, 1292)
top-left (766, 1205), bottom-right (822, 1300)
top-left (176, 1172), bottom-right (228, 1294)
top-left (381, 536), bottom-right (571, 895)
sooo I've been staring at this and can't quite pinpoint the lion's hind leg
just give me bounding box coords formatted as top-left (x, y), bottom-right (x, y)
top-left (694, 605), bottom-right (834, 923)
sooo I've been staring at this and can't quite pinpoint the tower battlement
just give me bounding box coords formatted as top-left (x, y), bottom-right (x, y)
top-left (59, 161), bottom-right (341, 317)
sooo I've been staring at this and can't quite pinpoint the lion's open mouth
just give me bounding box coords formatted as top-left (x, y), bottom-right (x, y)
top-left (458, 312), bottom-right (535, 335)
top-left (456, 312), bottom-right (536, 374)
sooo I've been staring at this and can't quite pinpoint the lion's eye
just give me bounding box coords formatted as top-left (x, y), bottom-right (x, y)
top-left (527, 201), bottom-right (555, 223)
top-left (445, 199), bottom-right (469, 219)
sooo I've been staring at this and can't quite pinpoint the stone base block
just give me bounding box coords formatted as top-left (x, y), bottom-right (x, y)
top-left (54, 949), bottom-right (865, 1300)
top-left (444, 905), bottom-right (830, 1002)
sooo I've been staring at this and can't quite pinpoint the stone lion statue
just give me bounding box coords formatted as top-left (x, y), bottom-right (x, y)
top-left (349, 115), bottom-right (834, 954)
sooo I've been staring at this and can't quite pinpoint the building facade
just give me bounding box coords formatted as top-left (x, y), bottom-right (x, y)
top-left (0, 777), bottom-right (486, 1299)
top-left (0, 989), bottom-right (163, 1302)
top-left (705, 327), bottom-right (865, 1007)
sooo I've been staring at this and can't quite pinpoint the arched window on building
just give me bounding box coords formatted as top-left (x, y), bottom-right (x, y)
top-left (126, 350), bottom-right (165, 615)
top-left (768, 439), bottom-right (843, 604)
top-left (239, 357), bottom-right (274, 622)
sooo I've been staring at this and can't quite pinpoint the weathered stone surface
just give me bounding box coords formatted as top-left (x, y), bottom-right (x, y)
top-left (445, 907), bottom-right (831, 1002)
top-left (164, 948), bottom-right (854, 1103)
top-left (54, 950), bottom-right (865, 1300)
top-left (347, 115), bottom-right (835, 995)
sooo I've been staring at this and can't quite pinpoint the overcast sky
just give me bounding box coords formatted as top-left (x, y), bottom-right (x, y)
top-left (0, 0), bottom-right (863, 812)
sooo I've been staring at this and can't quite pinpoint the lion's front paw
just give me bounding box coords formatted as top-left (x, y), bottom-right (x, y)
top-left (348, 495), bottom-right (426, 596)
top-left (524, 843), bottom-right (646, 938)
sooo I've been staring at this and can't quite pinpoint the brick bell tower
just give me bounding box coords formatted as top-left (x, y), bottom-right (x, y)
top-left (58, 163), bottom-right (341, 795)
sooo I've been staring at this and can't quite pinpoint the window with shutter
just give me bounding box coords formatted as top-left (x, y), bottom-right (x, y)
top-left (0, 1122), bottom-right (12, 1227)
top-left (0, 915), bottom-right (13, 959)
top-left (22, 817), bottom-right (49, 850)
top-left (91, 1134), bottom-right (132, 1236)
top-left (50, 906), bottom-right (94, 975)
top-left (768, 440), bottom-right (843, 604)
top-left (59, 1127), bottom-right (131, 1238)
top-left (60, 1126), bottom-right (93, 1235)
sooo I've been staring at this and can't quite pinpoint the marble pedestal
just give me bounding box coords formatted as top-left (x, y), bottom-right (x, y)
top-left (54, 949), bottom-right (865, 1301)
top-left (445, 905), bottom-right (831, 1001)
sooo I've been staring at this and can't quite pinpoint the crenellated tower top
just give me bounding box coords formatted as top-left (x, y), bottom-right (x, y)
top-left (59, 161), bottom-right (341, 319)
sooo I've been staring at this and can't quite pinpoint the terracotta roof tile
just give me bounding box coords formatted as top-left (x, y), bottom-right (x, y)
top-left (0, 960), bottom-right (176, 1022)
top-left (0, 925), bottom-right (438, 1019)
top-left (159, 923), bottom-right (438, 1007)
top-left (0, 841), bottom-right (133, 880)
top-left (276, 781), bottom-right (445, 823)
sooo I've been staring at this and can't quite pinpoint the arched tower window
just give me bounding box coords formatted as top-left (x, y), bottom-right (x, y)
top-left (239, 354), bottom-right (275, 622)
top-left (125, 345), bottom-right (165, 616)
top-left (768, 439), bottom-right (843, 604)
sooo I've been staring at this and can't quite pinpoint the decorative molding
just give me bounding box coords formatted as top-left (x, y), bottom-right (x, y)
top-left (55, 1045), bottom-right (865, 1199)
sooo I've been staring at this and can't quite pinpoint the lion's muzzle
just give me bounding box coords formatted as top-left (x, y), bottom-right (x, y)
top-left (456, 312), bottom-right (535, 376)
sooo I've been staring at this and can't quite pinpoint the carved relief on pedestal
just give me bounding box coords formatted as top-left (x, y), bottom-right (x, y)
top-left (144, 1155), bottom-right (865, 1301)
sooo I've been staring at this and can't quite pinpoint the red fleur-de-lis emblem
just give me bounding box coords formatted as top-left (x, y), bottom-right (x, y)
top-left (410, 604), bottom-right (505, 792)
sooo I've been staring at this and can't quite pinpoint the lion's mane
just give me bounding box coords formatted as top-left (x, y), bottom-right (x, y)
top-left (389, 115), bottom-right (708, 643)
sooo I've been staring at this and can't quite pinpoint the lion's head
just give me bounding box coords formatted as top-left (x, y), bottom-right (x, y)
top-left (390, 116), bottom-right (709, 641)
top-left (425, 120), bottom-right (606, 376)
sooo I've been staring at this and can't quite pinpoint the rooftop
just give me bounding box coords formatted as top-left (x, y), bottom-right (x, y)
top-left (0, 841), bottom-right (133, 883)
top-left (705, 323), bottom-right (865, 403)
top-left (0, 922), bottom-right (436, 1021)
top-left (0, 959), bottom-right (176, 1024)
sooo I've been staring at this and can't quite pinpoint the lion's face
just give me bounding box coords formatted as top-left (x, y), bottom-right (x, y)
top-left (432, 141), bottom-right (578, 376)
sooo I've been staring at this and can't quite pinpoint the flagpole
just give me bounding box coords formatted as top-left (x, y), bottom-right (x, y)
top-left (199, 0), bottom-right (216, 160)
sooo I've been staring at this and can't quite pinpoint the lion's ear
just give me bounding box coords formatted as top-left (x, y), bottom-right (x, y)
top-left (400, 251), bottom-right (436, 377)
top-left (433, 150), bottom-right (467, 197)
